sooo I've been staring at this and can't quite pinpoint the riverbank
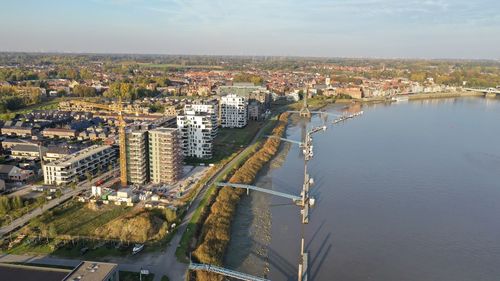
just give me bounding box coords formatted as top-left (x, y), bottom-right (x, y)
top-left (360, 91), bottom-right (485, 104)
top-left (190, 112), bottom-right (290, 281)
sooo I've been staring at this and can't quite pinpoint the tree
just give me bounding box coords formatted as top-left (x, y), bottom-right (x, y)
top-left (72, 85), bottom-right (97, 97)
top-left (12, 196), bottom-right (23, 210)
top-left (36, 195), bottom-right (46, 209)
top-left (0, 196), bottom-right (11, 213)
top-left (85, 171), bottom-right (93, 182)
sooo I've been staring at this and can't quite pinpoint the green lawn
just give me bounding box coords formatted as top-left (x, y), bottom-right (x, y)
top-left (0, 199), bottom-right (43, 227)
top-left (184, 121), bottom-right (263, 165)
top-left (215, 121), bottom-right (262, 146)
top-left (38, 201), bottom-right (130, 236)
top-left (0, 99), bottom-right (60, 120)
top-left (5, 233), bottom-right (134, 259)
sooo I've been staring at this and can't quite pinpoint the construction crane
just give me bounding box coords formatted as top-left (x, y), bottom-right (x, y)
top-left (66, 99), bottom-right (129, 187)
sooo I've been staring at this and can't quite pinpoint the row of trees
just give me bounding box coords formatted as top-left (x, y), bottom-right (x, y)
top-left (72, 85), bottom-right (97, 97)
top-left (103, 82), bottom-right (157, 100)
top-left (233, 73), bottom-right (264, 85)
top-left (0, 195), bottom-right (25, 214)
top-left (192, 112), bottom-right (290, 281)
top-left (0, 86), bottom-right (43, 113)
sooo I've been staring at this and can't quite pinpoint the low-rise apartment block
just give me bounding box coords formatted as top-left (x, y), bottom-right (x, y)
top-left (43, 145), bottom-right (117, 186)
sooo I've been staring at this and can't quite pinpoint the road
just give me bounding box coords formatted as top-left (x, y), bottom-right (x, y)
top-left (0, 170), bottom-right (117, 237)
top-left (0, 118), bottom-right (276, 281)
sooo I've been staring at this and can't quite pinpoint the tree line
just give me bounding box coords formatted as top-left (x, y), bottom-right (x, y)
top-left (0, 86), bottom-right (43, 113)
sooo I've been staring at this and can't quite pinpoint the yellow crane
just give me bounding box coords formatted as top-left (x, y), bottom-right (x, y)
top-left (68, 98), bottom-right (129, 187)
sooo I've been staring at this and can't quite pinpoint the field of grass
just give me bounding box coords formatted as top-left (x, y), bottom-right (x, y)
top-left (2, 200), bottom-right (179, 258)
top-left (38, 201), bottom-right (130, 237)
top-left (5, 235), bottom-right (135, 259)
top-left (0, 98), bottom-right (60, 120)
top-left (53, 240), bottom-right (132, 259)
top-left (0, 199), bottom-right (43, 227)
top-left (215, 121), bottom-right (262, 146)
top-left (0, 96), bottom-right (101, 120)
top-left (184, 121), bottom-right (263, 165)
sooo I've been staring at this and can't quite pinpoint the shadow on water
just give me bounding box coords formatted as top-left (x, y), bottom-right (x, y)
top-left (309, 232), bottom-right (333, 281)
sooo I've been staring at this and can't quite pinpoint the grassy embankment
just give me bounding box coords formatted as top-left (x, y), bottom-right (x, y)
top-left (175, 116), bottom-right (280, 263)
top-left (0, 196), bottom-right (47, 227)
top-left (184, 120), bottom-right (263, 165)
top-left (2, 200), bottom-right (177, 259)
top-left (189, 112), bottom-right (289, 281)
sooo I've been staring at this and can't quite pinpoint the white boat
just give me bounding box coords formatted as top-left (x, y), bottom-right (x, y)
top-left (132, 244), bottom-right (144, 255)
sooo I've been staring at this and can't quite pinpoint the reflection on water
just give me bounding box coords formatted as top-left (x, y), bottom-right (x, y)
top-left (228, 97), bottom-right (500, 281)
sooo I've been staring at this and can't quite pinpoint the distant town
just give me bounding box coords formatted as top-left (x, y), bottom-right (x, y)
top-left (0, 53), bottom-right (499, 281)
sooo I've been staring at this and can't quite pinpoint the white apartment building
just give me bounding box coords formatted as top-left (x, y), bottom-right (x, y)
top-left (148, 128), bottom-right (183, 184)
top-left (184, 100), bottom-right (218, 135)
top-left (176, 101), bottom-right (218, 159)
top-left (125, 129), bottom-right (149, 185)
top-left (43, 145), bottom-right (117, 186)
top-left (177, 113), bottom-right (215, 159)
top-left (220, 94), bottom-right (248, 128)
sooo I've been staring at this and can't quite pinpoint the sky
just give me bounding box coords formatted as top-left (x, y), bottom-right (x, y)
top-left (1, 0), bottom-right (499, 59)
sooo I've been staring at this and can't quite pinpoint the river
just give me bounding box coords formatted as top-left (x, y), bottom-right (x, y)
top-left (226, 97), bottom-right (500, 281)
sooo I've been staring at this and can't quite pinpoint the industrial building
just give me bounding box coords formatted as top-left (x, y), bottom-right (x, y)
top-left (220, 94), bottom-right (248, 128)
top-left (43, 145), bottom-right (117, 185)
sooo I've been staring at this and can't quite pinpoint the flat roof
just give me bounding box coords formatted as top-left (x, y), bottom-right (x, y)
top-left (62, 261), bottom-right (117, 281)
top-left (47, 145), bottom-right (112, 167)
top-left (0, 264), bottom-right (69, 281)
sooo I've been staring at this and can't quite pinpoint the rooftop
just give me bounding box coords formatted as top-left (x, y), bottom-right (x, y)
top-left (0, 264), bottom-right (69, 281)
top-left (11, 144), bottom-right (41, 153)
top-left (62, 261), bottom-right (117, 281)
top-left (46, 145), bottom-right (112, 167)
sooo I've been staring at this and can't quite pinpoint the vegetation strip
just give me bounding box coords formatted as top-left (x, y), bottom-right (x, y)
top-left (191, 112), bottom-right (289, 281)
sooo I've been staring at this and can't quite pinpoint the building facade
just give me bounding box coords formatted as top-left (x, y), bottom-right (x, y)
top-left (176, 102), bottom-right (218, 159)
top-left (43, 145), bottom-right (117, 186)
top-left (125, 129), bottom-right (149, 185)
top-left (148, 128), bottom-right (183, 184)
top-left (220, 94), bottom-right (248, 128)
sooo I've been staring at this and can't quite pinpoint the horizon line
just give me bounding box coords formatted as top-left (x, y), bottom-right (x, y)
top-left (0, 51), bottom-right (499, 63)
